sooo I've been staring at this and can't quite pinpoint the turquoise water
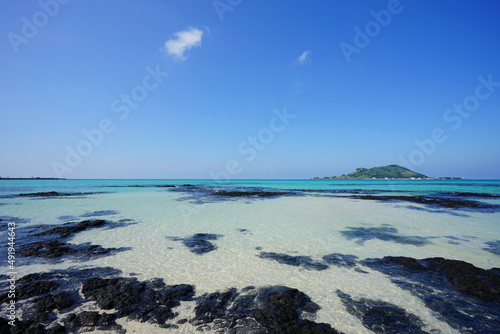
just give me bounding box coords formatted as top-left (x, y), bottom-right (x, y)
top-left (1, 179), bottom-right (499, 333)
top-left (2, 178), bottom-right (499, 195)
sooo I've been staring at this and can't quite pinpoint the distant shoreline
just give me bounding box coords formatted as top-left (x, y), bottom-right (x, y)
top-left (0, 177), bottom-right (66, 180)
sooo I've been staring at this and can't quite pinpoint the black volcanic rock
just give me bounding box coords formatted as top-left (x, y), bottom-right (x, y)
top-left (35, 219), bottom-right (106, 238)
top-left (422, 257), bottom-right (500, 302)
top-left (63, 311), bottom-right (117, 329)
top-left (347, 194), bottom-right (500, 210)
top-left (211, 190), bottom-right (293, 198)
top-left (7, 264), bottom-right (451, 333)
top-left (33, 292), bottom-right (75, 315)
top-left (12, 219), bottom-right (133, 264)
top-left (336, 290), bottom-right (426, 334)
top-left (167, 233), bottom-right (223, 255)
top-left (362, 256), bottom-right (500, 332)
top-left (81, 277), bottom-right (195, 326)
top-left (15, 191), bottom-right (95, 198)
top-left (322, 254), bottom-right (359, 268)
top-left (192, 286), bottom-right (341, 333)
top-left (378, 256), bottom-right (500, 303)
top-left (258, 252), bottom-right (329, 271)
top-left (340, 226), bottom-right (431, 246)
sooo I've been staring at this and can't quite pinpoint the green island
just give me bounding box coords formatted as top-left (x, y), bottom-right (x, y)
top-left (311, 165), bottom-right (462, 180)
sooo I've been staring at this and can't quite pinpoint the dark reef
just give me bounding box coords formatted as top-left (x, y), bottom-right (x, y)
top-left (167, 184), bottom-right (296, 204)
top-left (346, 194), bottom-right (500, 210)
top-left (210, 190), bottom-right (295, 198)
top-left (258, 252), bottom-right (329, 271)
top-left (340, 225), bottom-right (431, 246)
top-left (79, 210), bottom-right (119, 218)
top-left (1, 255), bottom-right (499, 333)
top-left (191, 286), bottom-right (341, 333)
top-left (362, 256), bottom-right (500, 332)
top-left (7, 219), bottom-right (133, 264)
top-left (167, 233), bottom-right (223, 255)
top-left (484, 240), bottom-right (500, 255)
top-left (336, 290), bottom-right (426, 334)
top-left (322, 254), bottom-right (359, 268)
top-left (0, 267), bottom-right (341, 333)
top-left (9, 191), bottom-right (96, 198)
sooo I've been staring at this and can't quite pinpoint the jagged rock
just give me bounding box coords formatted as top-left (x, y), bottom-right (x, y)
top-left (378, 256), bottom-right (500, 302)
top-left (15, 191), bottom-right (94, 198)
top-left (63, 311), bottom-right (118, 329)
top-left (211, 190), bottom-right (293, 198)
top-left (322, 254), bottom-right (358, 268)
top-left (347, 194), bottom-right (500, 210)
top-left (81, 277), bottom-right (195, 326)
top-left (33, 292), bottom-right (75, 314)
top-left (421, 257), bottom-right (500, 302)
top-left (35, 219), bottom-right (106, 238)
top-left (362, 256), bottom-right (500, 332)
top-left (192, 286), bottom-right (342, 333)
top-left (336, 290), bottom-right (426, 333)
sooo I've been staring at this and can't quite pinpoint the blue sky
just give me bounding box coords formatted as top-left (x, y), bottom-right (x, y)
top-left (1, 0), bottom-right (499, 179)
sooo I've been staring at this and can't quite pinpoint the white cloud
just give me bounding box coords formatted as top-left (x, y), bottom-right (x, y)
top-left (296, 50), bottom-right (311, 64)
top-left (164, 28), bottom-right (203, 60)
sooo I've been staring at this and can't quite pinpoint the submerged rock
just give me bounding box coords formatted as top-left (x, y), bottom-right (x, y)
top-left (13, 219), bottom-right (133, 264)
top-left (336, 290), bottom-right (426, 334)
top-left (484, 240), bottom-right (500, 255)
top-left (18, 240), bottom-right (130, 261)
top-left (35, 219), bottom-right (107, 238)
top-left (347, 194), bottom-right (500, 210)
top-left (340, 226), bottom-right (431, 246)
top-left (258, 252), bottom-right (329, 271)
top-left (167, 233), bottom-right (223, 255)
top-left (80, 210), bottom-right (119, 218)
top-left (210, 190), bottom-right (294, 198)
top-left (322, 254), bottom-right (358, 268)
top-left (14, 191), bottom-right (95, 198)
top-left (362, 256), bottom-right (500, 332)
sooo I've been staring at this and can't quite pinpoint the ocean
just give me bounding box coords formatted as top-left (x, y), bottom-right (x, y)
top-left (1, 179), bottom-right (499, 333)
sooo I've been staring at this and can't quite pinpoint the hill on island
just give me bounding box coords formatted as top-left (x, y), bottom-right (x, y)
top-left (312, 165), bottom-right (428, 180)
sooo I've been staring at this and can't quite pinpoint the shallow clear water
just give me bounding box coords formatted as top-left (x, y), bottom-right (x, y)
top-left (1, 179), bottom-right (499, 333)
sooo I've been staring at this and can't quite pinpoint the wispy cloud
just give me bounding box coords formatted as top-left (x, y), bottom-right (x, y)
top-left (164, 27), bottom-right (203, 60)
top-left (296, 50), bottom-right (311, 65)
